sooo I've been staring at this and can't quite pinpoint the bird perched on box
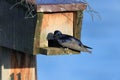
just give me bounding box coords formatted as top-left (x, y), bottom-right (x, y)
top-left (53, 30), bottom-right (92, 53)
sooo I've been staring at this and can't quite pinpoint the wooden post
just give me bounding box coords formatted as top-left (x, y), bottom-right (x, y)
top-left (0, 47), bottom-right (37, 80)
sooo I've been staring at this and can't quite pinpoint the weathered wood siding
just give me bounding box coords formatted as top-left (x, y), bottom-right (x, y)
top-left (0, 0), bottom-right (37, 54)
top-left (0, 47), bottom-right (37, 80)
top-left (73, 11), bottom-right (83, 40)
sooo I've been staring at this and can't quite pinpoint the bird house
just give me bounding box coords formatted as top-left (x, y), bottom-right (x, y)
top-left (0, 0), bottom-right (87, 55)
top-left (36, 4), bottom-right (87, 55)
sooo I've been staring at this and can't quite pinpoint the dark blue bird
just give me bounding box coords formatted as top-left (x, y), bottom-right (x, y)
top-left (53, 30), bottom-right (92, 53)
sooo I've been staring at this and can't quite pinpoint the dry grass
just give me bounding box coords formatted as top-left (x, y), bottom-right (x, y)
top-left (81, 0), bottom-right (101, 21)
top-left (10, 0), bottom-right (36, 19)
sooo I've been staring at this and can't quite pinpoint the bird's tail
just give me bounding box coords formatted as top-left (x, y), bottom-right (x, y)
top-left (81, 48), bottom-right (92, 54)
top-left (83, 45), bottom-right (92, 49)
top-left (79, 46), bottom-right (92, 54)
top-left (86, 50), bottom-right (92, 54)
top-left (81, 45), bottom-right (92, 53)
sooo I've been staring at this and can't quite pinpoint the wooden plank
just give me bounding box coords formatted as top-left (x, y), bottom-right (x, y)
top-left (73, 11), bottom-right (83, 40)
top-left (39, 47), bottom-right (80, 55)
top-left (33, 13), bottom-right (43, 55)
top-left (0, 47), bottom-right (37, 80)
top-left (37, 3), bottom-right (87, 12)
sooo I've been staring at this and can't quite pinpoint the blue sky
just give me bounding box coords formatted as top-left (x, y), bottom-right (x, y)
top-left (37, 0), bottom-right (120, 80)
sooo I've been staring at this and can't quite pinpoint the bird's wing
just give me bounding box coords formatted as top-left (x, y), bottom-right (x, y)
top-left (59, 34), bottom-right (80, 44)
top-left (62, 34), bottom-right (92, 49)
top-left (62, 34), bottom-right (83, 45)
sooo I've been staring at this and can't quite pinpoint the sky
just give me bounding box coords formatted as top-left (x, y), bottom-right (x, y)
top-left (37, 0), bottom-right (120, 80)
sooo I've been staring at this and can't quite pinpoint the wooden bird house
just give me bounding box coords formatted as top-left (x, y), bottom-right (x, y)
top-left (35, 4), bottom-right (87, 55)
top-left (0, 0), bottom-right (87, 55)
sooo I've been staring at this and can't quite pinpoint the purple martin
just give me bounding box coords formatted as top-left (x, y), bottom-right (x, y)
top-left (53, 30), bottom-right (92, 53)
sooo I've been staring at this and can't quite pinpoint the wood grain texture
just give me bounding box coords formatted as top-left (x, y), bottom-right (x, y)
top-left (0, 47), bottom-right (37, 80)
top-left (33, 13), bottom-right (43, 55)
top-left (73, 11), bottom-right (83, 40)
top-left (37, 3), bottom-right (87, 12)
top-left (39, 47), bottom-right (80, 55)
